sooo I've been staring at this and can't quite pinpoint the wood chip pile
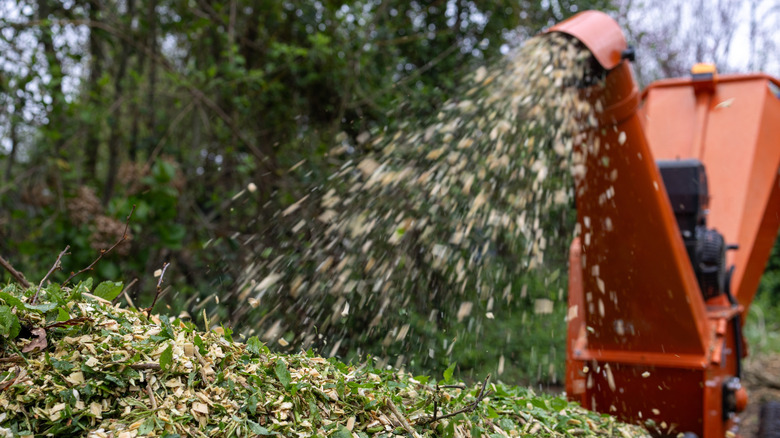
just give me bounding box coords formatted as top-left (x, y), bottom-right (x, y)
top-left (0, 281), bottom-right (649, 437)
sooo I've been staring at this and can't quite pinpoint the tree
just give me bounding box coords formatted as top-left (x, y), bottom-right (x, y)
top-left (614, 0), bottom-right (780, 86)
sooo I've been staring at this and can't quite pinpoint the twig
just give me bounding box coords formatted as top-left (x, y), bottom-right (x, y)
top-left (62, 204), bottom-right (136, 287)
top-left (128, 363), bottom-right (162, 370)
top-left (145, 262), bottom-right (170, 317)
top-left (0, 356), bottom-right (24, 364)
top-left (0, 255), bottom-right (31, 289)
top-left (385, 397), bottom-right (422, 438)
top-left (422, 374), bottom-right (493, 425)
top-left (45, 316), bottom-right (93, 330)
top-left (432, 384), bottom-right (439, 423)
top-left (145, 373), bottom-right (158, 410)
top-left (0, 367), bottom-right (20, 391)
top-left (31, 246), bottom-right (70, 305)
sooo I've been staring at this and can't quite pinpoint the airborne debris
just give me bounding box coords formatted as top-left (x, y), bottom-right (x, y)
top-left (233, 32), bottom-right (610, 378)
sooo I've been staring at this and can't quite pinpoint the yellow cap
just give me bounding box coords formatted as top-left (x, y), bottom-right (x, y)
top-left (691, 63), bottom-right (717, 76)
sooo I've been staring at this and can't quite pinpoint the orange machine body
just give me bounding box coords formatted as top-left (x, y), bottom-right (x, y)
top-left (551, 11), bottom-right (780, 438)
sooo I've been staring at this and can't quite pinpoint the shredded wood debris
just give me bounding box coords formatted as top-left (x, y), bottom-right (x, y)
top-left (0, 282), bottom-right (649, 437)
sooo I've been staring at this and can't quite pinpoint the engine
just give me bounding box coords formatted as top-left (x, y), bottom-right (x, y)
top-left (657, 159), bottom-right (728, 300)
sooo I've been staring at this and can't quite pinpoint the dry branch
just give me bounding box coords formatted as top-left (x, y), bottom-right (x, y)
top-left (62, 205), bottom-right (135, 287)
top-left (145, 262), bottom-right (170, 317)
top-left (31, 246), bottom-right (70, 305)
top-left (385, 397), bottom-right (422, 438)
top-left (0, 255), bottom-right (31, 289)
top-left (421, 374), bottom-right (492, 425)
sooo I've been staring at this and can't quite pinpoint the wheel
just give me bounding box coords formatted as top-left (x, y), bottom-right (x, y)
top-left (758, 401), bottom-right (780, 438)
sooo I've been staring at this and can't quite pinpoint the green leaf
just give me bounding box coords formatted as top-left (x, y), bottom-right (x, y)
top-left (193, 334), bottom-right (207, 355)
top-left (413, 375), bottom-right (429, 385)
top-left (330, 426), bottom-right (352, 438)
top-left (160, 344), bottom-right (173, 370)
top-left (550, 397), bottom-right (568, 411)
top-left (51, 358), bottom-right (74, 372)
top-left (24, 302), bottom-right (58, 313)
top-left (246, 336), bottom-right (264, 355)
top-left (247, 420), bottom-right (275, 435)
top-left (486, 406), bottom-right (499, 419)
top-left (70, 278), bottom-right (93, 301)
top-left (275, 360), bottom-right (291, 388)
top-left (221, 325), bottom-right (233, 342)
top-left (530, 398), bottom-right (548, 410)
top-left (0, 292), bottom-right (25, 309)
top-left (443, 362), bottom-right (456, 383)
top-left (93, 281), bottom-right (123, 301)
top-left (160, 316), bottom-right (176, 340)
top-left (0, 305), bottom-right (20, 339)
top-left (57, 307), bottom-right (70, 321)
top-left (139, 417), bottom-right (155, 435)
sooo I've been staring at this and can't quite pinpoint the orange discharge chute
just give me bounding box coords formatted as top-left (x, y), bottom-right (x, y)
top-left (548, 10), bottom-right (780, 438)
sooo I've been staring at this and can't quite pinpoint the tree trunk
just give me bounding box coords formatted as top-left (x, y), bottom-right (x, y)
top-left (103, 0), bottom-right (135, 206)
top-left (37, 0), bottom-right (67, 154)
top-left (84, 0), bottom-right (104, 180)
top-left (5, 96), bottom-right (23, 183)
top-left (145, 0), bottom-right (158, 154)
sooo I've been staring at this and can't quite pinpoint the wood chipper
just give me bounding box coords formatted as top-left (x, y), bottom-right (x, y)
top-left (548, 11), bottom-right (780, 438)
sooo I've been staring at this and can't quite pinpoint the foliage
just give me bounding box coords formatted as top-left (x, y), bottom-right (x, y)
top-left (0, 0), bottom-right (617, 382)
top-left (0, 280), bottom-right (649, 437)
top-left (745, 234), bottom-right (780, 355)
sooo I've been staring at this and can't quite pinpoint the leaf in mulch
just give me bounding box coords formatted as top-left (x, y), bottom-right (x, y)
top-left (0, 306), bottom-right (20, 339)
top-left (159, 343), bottom-right (173, 370)
top-left (275, 359), bottom-right (292, 388)
top-left (21, 327), bottom-right (47, 353)
top-left (93, 281), bottom-right (124, 301)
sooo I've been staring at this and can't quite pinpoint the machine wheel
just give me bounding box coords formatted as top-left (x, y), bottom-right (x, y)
top-left (758, 401), bottom-right (780, 438)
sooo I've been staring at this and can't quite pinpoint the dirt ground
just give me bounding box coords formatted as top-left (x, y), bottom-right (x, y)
top-left (741, 352), bottom-right (780, 437)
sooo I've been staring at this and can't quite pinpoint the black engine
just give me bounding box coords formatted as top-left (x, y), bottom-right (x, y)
top-left (657, 159), bottom-right (728, 300)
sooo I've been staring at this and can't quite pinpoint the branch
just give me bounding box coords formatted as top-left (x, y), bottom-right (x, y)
top-left (145, 262), bottom-right (170, 317)
top-left (0, 255), bottom-right (31, 289)
top-left (385, 397), bottom-right (422, 438)
top-left (421, 374), bottom-right (492, 425)
top-left (129, 362), bottom-right (161, 370)
top-left (31, 246), bottom-right (70, 305)
top-left (45, 316), bottom-right (93, 330)
top-left (62, 205), bottom-right (136, 287)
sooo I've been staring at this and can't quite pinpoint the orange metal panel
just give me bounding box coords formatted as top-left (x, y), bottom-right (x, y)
top-left (572, 61), bottom-right (709, 355)
top-left (585, 364), bottom-right (704, 435)
top-left (641, 76), bottom-right (780, 312)
top-left (548, 10), bottom-right (626, 70)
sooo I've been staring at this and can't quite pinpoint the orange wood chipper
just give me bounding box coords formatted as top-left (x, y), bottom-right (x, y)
top-left (548, 11), bottom-right (780, 438)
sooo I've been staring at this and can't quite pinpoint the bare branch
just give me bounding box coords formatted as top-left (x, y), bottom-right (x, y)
top-left (420, 374), bottom-right (492, 425)
top-left (129, 363), bottom-right (162, 370)
top-left (385, 397), bottom-right (422, 438)
top-left (31, 246), bottom-right (70, 305)
top-left (62, 205), bottom-right (136, 287)
top-left (145, 262), bottom-right (170, 317)
top-left (0, 255), bottom-right (31, 289)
